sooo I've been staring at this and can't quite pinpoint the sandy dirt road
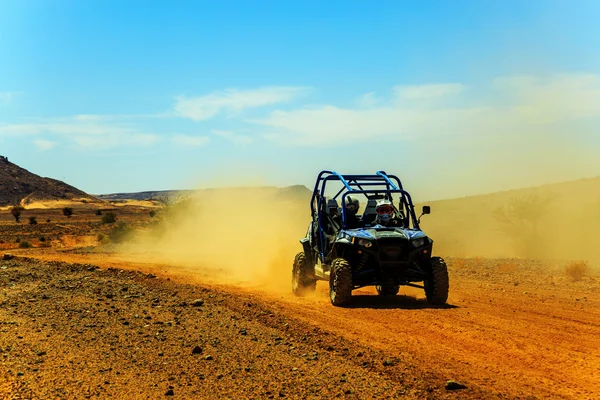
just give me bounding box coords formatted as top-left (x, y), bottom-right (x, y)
top-left (8, 249), bottom-right (600, 399)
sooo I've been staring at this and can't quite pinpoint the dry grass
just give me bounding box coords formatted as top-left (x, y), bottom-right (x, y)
top-left (565, 261), bottom-right (589, 281)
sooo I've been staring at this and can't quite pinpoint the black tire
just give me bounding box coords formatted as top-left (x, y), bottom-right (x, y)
top-left (424, 256), bottom-right (449, 305)
top-left (329, 258), bottom-right (353, 306)
top-left (376, 285), bottom-right (400, 296)
top-left (292, 252), bottom-right (316, 296)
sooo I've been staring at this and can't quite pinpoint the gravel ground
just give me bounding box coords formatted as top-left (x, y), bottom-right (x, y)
top-left (1, 256), bottom-right (469, 400)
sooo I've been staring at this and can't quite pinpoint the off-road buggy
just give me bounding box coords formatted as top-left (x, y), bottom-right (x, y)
top-left (292, 170), bottom-right (449, 306)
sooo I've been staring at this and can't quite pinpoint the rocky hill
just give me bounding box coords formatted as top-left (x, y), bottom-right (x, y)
top-left (0, 155), bottom-right (97, 206)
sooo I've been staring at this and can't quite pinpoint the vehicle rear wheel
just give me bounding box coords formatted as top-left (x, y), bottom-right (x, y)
top-left (376, 285), bottom-right (399, 296)
top-left (329, 258), bottom-right (353, 306)
top-left (424, 256), bottom-right (449, 305)
top-left (292, 252), bottom-right (316, 296)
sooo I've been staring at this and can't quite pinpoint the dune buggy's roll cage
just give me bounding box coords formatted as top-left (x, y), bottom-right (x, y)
top-left (310, 170), bottom-right (422, 262)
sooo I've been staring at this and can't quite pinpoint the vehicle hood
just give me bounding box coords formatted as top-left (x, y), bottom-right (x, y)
top-left (338, 226), bottom-right (427, 241)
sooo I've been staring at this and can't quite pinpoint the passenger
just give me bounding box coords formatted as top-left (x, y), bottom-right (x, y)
top-left (344, 196), bottom-right (363, 229)
top-left (373, 199), bottom-right (404, 227)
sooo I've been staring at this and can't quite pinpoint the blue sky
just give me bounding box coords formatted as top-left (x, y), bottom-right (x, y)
top-left (1, 0), bottom-right (599, 200)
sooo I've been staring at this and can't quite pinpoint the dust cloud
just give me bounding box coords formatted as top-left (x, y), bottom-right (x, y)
top-left (418, 176), bottom-right (600, 264)
top-left (121, 188), bottom-right (310, 291)
top-left (119, 174), bottom-right (600, 291)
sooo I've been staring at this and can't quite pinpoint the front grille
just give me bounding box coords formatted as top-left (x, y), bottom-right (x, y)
top-left (377, 238), bottom-right (409, 262)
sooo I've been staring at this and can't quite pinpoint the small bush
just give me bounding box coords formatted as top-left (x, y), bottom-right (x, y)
top-left (15, 237), bottom-right (21, 243)
top-left (46, 218), bottom-right (51, 223)
top-left (10, 206), bottom-right (24, 223)
top-left (39, 236), bottom-right (46, 242)
top-left (149, 210), bottom-right (156, 218)
top-left (565, 261), bottom-right (589, 281)
top-left (19, 241), bottom-right (32, 249)
top-left (96, 209), bottom-right (103, 216)
top-left (102, 212), bottom-right (117, 224)
top-left (97, 232), bottom-right (110, 245)
top-left (29, 216), bottom-right (37, 225)
top-left (62, 207), bottom-right (74, 218)
top-left (108, 223), bottom-right (134, 244)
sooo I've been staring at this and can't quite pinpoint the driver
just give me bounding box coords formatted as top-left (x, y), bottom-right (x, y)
top-left (374, 199), bottom-right (403, 227)
top-left (344, 196), bottom-right (363, 229)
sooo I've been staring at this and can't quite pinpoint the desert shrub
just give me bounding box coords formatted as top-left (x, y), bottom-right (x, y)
top-left (63, 207), bottom-right (74, 218)
top-left (565, 261), bottom-right (589, 281)
top-left (492, 193), bottom-right (556, 258)
top-left (102, 212), bottom-right (117, 224)
top-left (108, 223), bottom-right (134, 244)
top-left (96, 209), bottom-right (103, 216)
top-left (15, 237), bottom-right (21, 243)
top-left (46, 218), bottom-right (51, 223)
top-left (19, 241), bottom-right (32, 249)
top-left (39, 236), bottom-right (46, 242)
top-left (28, 216), bottom-right (37, 225)
top-left (10, 206), bottom-right (24, 223)
top-left (149, 210), bottom-right (156, 218)
top-left (97, 232), bottom-right (110, 245)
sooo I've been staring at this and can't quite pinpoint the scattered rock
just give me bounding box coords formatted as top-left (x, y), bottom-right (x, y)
top-left (16, 371), bottom-right (24, 376)
top-left (192, 299), bottom-right (204, 307)
top-left (165, 389), bottom-right (174, 396)
top-left (37, 351), bottom-right (46, 356)
top-left (204, 355), bottom-right (213, 360)
top-left (383, 359), bottom-right (394, 366)
top-left (445, 380), bottom-right (467, 390)
top-left (2, 253), bottom-right (14, 260)
top-left (191, 346), bottom-right (202, 354)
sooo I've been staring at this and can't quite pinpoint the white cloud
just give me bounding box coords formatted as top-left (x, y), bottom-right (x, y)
top-left (212, 130), bottom-right (253, 146)
top-left (493, 73), bottom-right (600, 122)
top-left (0, 121), bottom-right (133, 137)
top-left (170, 134), bottom-right (210, 147)
top-left (356, 92), bottom-right (380, 108)
top-left (0, 117), bottom-right (162, 149)
top-left (0, 91), bottom-right (22, 104)
top-left (174, 86), bottom-right (310, 121)
top-left (394, 83), bottom-right (465, 100)
top-left (33, 139), bottom-right (57, 151)
top-left (253, 74), bottom-right (600, 146)
top-left (73, 133), bottom-right (161, 149)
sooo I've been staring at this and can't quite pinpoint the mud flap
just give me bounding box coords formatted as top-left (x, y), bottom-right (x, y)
top-left (300, 238), bottom-right (315, 278)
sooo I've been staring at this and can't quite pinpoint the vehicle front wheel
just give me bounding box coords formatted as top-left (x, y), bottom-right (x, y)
top-left (424, 256), bottom-right (449, 305)
top-left (292, 252), bottom-right (316, 296)
top-left (376, 285), bottom-right (399, 296)
top-left (329, 258), bottom-right (353, 306)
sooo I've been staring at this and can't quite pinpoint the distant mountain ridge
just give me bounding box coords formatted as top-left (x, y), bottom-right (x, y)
top-left (0, 155), bottom-right (97, 206)
top-left (97, 184), bottom-right (313, 203)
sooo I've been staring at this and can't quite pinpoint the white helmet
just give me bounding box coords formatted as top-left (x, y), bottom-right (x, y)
top-left (376, 199), bottom-right (395, 223)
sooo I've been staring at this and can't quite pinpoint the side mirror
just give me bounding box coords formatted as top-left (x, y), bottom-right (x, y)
top-left (417, 205), bottom-right (431, 225)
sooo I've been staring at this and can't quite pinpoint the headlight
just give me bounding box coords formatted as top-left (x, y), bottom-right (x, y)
top-left (411, 238), bottom-right (425, 248)
top-left (357, 239), bottom-right (373, 248)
